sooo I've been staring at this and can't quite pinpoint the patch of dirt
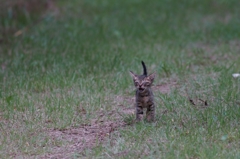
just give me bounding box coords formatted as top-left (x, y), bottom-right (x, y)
top-left (121, 107), bottom-right (135, 115)
top-left (37, 80), bottom-right (176, 158)
top-left (39, 121), bottom-right (126, 159)
top-left (153, 81), bottom-right (178, 94)
top-left (112, 95), bottom-right (135, 115)
top-left (114, 95), bottom-right (135, 106)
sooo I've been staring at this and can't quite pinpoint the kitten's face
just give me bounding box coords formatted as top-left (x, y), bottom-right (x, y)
top-left (130, 72), bottom-right (155, 92)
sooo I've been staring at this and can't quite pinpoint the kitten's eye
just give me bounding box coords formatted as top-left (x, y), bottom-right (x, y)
top-left (135, 82), bottom-right (139, 86)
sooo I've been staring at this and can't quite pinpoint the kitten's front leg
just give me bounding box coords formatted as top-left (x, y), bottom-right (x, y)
top-left (146, 103), bottom-right (155, 122)
top-left (136, 103), bottom-right (144, 122)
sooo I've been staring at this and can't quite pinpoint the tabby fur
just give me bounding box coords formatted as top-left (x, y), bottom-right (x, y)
top-left (130, 61), bottom-right (156, 122)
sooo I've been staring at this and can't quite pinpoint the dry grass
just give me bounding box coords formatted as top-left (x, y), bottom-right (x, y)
top-left (40, 121), bottom-right (126, 158)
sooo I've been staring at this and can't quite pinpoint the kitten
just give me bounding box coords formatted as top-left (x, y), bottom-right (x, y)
top-left (130, 61), bottom-right (156, 122)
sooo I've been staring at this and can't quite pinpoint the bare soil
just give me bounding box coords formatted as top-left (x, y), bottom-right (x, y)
top-left (39, 121), bottom-right (125, 159)
top-left (36, 81), bottom-right (175, 158)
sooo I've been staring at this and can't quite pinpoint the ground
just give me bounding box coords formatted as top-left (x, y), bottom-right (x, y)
top-left (1, 0), bottom-right (240, 158)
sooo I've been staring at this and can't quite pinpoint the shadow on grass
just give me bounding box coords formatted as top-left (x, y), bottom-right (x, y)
top-left (0, 0), bottom-right (57, 44)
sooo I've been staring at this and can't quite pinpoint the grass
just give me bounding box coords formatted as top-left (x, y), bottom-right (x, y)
top-left (0, 0), bottom-right (50, 43)
top-left (1, 0), bottom-right (240, 158)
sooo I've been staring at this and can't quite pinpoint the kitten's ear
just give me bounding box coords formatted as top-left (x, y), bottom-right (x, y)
top-left (129, 71), bottom-right (137, 79)
top-left (147, 73), bottom-right (156, 82)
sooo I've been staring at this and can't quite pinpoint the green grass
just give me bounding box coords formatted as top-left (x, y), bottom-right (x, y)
top-left (1, 0), bottom-right (240, 158)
